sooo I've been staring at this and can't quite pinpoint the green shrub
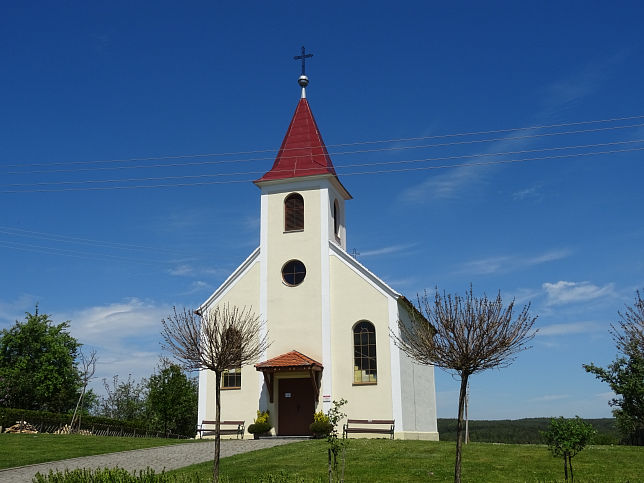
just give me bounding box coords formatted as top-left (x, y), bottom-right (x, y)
top-left (248, 409), bottom-right (272, 434)
top-left (248, 421), bottom-right (272, 434)
top-left (32, 467), bottom-right (196, 482)
top-left (309, 415), bottom-right (332, 437)
top-left (0, 407), bottom-right (189, 437)
top-left (542, 416), bottom-right (596, 482)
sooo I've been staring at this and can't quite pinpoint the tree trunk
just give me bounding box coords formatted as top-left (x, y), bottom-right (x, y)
top-left (563, 455), bottom-right (568, 482)
top-left (454, 372), bottom-right (469, 483)
top-left (568, 454), bottom-right (574, 483)
top-left (69, 384), bottom-right (86, 430)
top-left (214, 371), bottom-right (222, 482)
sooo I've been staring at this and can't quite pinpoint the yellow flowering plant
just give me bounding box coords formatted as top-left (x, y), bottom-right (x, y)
top-left (248, 409), bottom-right (272, 436)
top-left (310, 409), bottom-right (333, 437)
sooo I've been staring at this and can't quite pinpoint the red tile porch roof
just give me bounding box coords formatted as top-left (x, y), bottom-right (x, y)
top-left (255, 350), bottom-right (323, 371)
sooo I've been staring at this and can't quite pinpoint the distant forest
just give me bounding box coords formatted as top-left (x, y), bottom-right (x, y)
top-left (437, 418), bottom-right (619, 445)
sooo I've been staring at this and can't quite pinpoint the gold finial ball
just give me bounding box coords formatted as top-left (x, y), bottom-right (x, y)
top-left (298, 75), bottom-right (309, 87)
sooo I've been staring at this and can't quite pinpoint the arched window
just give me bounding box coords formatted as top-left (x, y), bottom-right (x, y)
top-left (284, 193), bottom-right (304, 231)
top-left (353, 321), bottom-right (377, 384)
top-left (333, 199), bottom-right (340, 238)
top-left (221, 328), bottom-right (242, 389)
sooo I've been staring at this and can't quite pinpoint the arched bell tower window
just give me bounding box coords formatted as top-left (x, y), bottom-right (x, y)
top-left (333, 199), bottom-right (340, 238)
top-left (284, 193), bottom-right (304, 232)
top-left (353, 321), bottom-right (377, 384)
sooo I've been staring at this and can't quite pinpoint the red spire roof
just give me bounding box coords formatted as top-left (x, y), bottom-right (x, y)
top-left (256, 98), bottom-right (337, 182)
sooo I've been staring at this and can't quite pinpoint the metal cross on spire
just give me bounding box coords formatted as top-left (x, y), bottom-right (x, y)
top-left (294, 46), bottom-right (313, 76)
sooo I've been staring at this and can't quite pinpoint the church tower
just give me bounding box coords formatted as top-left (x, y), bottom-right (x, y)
top-left (253, 71), bottom-right (351, 419)
top-left (197, 62), bottom-right (438, 439)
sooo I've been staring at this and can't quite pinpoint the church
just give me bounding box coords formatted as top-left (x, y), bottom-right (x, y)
top-left (197, 66), bottom-right (439, 440)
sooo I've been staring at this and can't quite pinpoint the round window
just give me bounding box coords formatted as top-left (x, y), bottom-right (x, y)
top-left (282, 260), bottom-right (306, 286)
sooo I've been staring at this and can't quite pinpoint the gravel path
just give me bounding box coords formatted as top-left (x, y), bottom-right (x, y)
top-left (1, 438), bottom-right (305, 483)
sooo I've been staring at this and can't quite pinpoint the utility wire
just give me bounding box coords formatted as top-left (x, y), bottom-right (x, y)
top-left (3, 145), bottom-right (642, 193)
top-left (5, 140), bottom-right (644, 188)
top-left (0, 226), bottom-right (188, 255)
top-left (5, 115), bottom-right (644, 171)
top-left (0, 240), bottom-right (172, 265)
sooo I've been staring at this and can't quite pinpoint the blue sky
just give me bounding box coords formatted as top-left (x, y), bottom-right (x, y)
top-left (1, 2), bottom-right (643, 419)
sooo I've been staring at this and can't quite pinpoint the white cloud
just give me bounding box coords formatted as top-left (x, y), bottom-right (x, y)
top-left (540, 52), bottom-right (626, 117)
top-left (595, 391), bottom-right (616, 403)
top-left (399, 126), bottom-right (542, 204)
top-left (512, 186), bottom-right (542, 201)
top-left (538, 321), bottom-right (603, 336)
top-left (0, 294), bottom-right (39, 327)
top-left (65, 298), bottom-right (168, 345)
top-left (59, 299), bottom-right (173, 389)
top-left (241, 215), bottom-right (260, 231)
top-left (382, 276), bottom-right (417, 288)
top-left (359, 243), bottom-right (418, 258)
top-left (542, 281), bottom-right (615, 305)
top-left (506, 288), bottom-right (542, 306)
top-left (168, 264), bottom-right (194, 276)
top-left (168, 264), bottom-right (228, 278)
top-left (399, 164), bottom-right (484, 203)
top-left (529, 394), bottom-right (570, 402)
top-left (179, 280), bottom-right (213, 296)
top-left (460, 249), bottom-right (571, 275)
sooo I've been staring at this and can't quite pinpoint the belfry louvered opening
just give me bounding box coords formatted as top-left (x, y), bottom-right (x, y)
top-left (284, 193), bottom-right (304, 231)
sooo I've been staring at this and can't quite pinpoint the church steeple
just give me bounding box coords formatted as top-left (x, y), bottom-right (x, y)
top-left (255, 54), bottom-right (351, 200)
top-left (256, 98), bottom-right (338, 182)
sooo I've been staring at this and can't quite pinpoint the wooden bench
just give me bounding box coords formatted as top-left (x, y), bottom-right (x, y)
top-left (342, 419), bottom-right (395, 439)
top-left (196, 420), bottom-right (245, 439)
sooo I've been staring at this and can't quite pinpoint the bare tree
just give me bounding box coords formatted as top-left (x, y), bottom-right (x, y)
top-left (161, 304), bottom-right (270, 482)
top-left (69, 348), bottom-right (97, 431)
top-left (391, 286), bottom-right (537, 483)
top-left (612, 289), bottom-right (643, 356)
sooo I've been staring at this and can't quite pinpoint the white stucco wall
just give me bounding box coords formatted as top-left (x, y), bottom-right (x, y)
top-left (264, 186), bottom-right (324, 361)
top-left (200, 260), bottom-right (262, 432)
top-left (329, 256), bottom-right (394, 424)
top-left (397, 303), bottom-right (439, 440)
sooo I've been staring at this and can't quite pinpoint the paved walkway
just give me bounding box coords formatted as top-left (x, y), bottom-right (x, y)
top-left (1, 438), bottom-right (305, 483)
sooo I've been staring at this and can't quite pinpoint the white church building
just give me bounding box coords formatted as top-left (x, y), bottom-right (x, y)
top-left (197, 70), bottom-right (438, 440)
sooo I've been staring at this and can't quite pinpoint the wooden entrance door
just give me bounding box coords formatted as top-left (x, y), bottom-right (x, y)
top-left (278, 378), bottom-right (314, 436)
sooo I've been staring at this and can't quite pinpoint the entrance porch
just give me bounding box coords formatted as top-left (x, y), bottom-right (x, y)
top-left (255, 350), bottom-right (323, 436)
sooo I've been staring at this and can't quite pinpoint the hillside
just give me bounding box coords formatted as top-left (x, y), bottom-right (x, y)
top-left (437, 418), bottom-right (619, 444)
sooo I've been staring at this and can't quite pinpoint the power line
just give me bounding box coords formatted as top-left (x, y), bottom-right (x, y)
top-left (0, 240), bottom-right (172, 265)
top-left (0, 226), bottom-right (189, 255)
top-left (3, 145), bottom-right (641, 193)
top-left (7, 121), bottom-right (644, 176)
top-left (5, 139), bottom-right (644, 188)
top-left (5, 115), bottom-right (644, 171)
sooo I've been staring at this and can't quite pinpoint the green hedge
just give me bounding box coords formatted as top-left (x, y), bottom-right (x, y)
top-left (0, 408), bottom-right (190, 438)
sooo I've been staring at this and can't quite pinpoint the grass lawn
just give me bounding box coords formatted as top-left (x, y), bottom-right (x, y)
top-left (0, 433), bottom-right (206, 469)
top-left (170, 439), bottom-right (644, 482)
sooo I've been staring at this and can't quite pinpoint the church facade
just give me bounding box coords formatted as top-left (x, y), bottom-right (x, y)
top-left (197, 74), bottom-right (438, 440)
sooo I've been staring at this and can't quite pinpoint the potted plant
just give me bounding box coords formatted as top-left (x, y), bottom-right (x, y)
top-left (247, 410), bottom-right (272, 439)
top-left (309, 410), bottom-right (333, 438)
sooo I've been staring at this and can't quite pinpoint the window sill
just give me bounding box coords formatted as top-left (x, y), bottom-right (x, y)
top-left (352, 382), bottom-right (377, 386)
top-left (284, 229), bottom-right (304, 234)
top-left (221, 387), bottom-right (242, 391)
